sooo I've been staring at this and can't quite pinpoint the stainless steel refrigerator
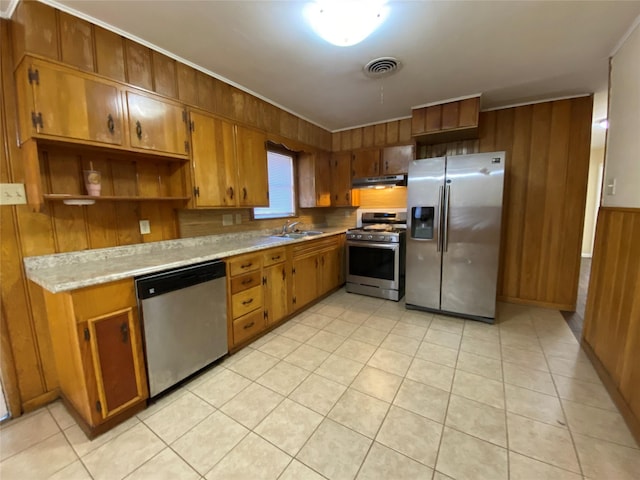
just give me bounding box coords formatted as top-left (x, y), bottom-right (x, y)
top-left (405, 152), bottom-right (505, 322)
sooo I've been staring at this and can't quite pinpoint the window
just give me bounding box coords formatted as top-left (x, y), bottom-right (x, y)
top-left (253, 149), bottom-right (296, 219)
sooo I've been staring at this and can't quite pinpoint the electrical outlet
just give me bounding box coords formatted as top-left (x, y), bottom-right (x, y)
top-left (0, 183), bottom-right (27, 205)
top-left (222, 214), bottom-right (233, 226)
top-left (235, 214), bottom-right (242, 224)
top-left (139, 220), bottom-right (151, 235)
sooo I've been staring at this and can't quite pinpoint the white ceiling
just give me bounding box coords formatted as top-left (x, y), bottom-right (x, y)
top-left (5, 1), bottom-right (640, 145)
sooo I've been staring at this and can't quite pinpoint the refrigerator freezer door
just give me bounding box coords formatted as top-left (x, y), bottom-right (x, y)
top-left (440, 153), bottom-right (505, 319)
top-left (405, 157), bottom-right (445, 310)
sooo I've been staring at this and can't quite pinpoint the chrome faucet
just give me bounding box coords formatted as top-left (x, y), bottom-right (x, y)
top-left (282, 220), bottom-right (301, 233)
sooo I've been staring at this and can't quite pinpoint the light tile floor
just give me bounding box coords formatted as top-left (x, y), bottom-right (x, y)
top-left (1, 289), bottom-right (639, 479)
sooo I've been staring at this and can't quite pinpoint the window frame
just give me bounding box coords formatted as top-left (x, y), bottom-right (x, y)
top-left (252, 145), bottom-right (298, 220)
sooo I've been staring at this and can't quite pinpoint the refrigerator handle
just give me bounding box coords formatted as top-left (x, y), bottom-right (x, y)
top-left (437, 185), bottom-right (444, 252)
top-left (443, 184), bottom-right (450, 252)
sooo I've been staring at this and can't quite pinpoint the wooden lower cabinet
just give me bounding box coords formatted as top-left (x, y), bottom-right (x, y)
top-left (292, 253), bottom-right (319, 311)
top-left (263, 248), bottom-right (289, 326)
top-left (227, 236), bottom-right (345, 349)
top-left (227, 247), bottom-right (288, 348)
top-left (232, 309), bottom-right (265, 346)
top-left (41, 279), bottom-right (148, 437)
top-left (318, 245), bottom-right (342, 296)
top-left (292, 235), bottom-right (345, 312)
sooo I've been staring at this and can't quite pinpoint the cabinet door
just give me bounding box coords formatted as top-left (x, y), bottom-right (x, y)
top-left (28, 60), bottom-right (123, 145)
top-left (292, 254), bottom-right (318, 310)
top-left (352, 149), bottom-right (380, 178)
top-left (264, 263), bottom-right (288, 326)
top-left (382, 145), bottom-right (414, 175)
top-left (299, 151), bottom-right (331, 208)
top-left (235, 126), bottom-right (269, 206)
top-left (190, 111), bottom-right (237, 207)
top-left (315, 151), bottom-right (332, 207)
top-left (458, 97), bottom-right (480, 128)
top-left (331, 152), bottom-right (354, 207)
top-left (87, 308), bottom-right (146, 419)
top-left (319, 246), bottom-right (342, 295)
top-left (126, 91), bottom-right (188, 157)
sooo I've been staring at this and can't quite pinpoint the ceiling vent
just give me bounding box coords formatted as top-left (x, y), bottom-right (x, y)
top-left (363, 57), bottom-right (401, 78)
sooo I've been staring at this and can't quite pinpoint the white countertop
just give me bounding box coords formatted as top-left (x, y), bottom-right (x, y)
top-left (24, 228), bottom-right (347, 293)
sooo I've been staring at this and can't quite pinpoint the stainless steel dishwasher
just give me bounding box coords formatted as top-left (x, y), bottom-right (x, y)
top-left (135, 260), bottom-right (227, 397)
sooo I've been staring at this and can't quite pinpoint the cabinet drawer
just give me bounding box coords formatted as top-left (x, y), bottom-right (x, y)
top-left (232, 309), bottom-right (264, 345)
top-left (228, 254), bottom-right (261, 276)
top-left (230, 271), bottom-right (262, 295)
top-left (263, 248), bottom-right (286, 267)
top-left (231, 285), bottom-right (263, 318)
top-left (293, 236), bottom-right (340, 257)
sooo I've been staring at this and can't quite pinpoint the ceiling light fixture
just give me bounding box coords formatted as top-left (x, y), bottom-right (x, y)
top-left (304, 0), bottom-right (390, 47)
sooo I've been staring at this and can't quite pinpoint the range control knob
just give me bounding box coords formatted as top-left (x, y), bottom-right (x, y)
top-left (367, 235), bottom-right (373, 240)
top-left (356, 234), bottom-right (362, 239)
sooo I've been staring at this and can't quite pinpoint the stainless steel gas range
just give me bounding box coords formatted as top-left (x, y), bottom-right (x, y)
top-left (346, 211), bottom-right (406, 301)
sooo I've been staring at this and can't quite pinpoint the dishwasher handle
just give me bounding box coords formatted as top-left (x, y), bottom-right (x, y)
top-left (136, 260), bottom-right (226, 300)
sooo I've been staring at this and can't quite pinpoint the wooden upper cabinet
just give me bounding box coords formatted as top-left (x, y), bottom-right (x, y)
top-left (330, 151), bottom-right (355, 207)
top-left (298, 151), bottom-right (331, 208)
top-left (124, 40), bottom-right (153, 91)
top-left (94, 26), bottom-right (126, 82)
top-left (411, 96), bottom-right (480, 144)
top-left (125, 91), bottom-right (189, 157)
top-left (382, 144), bottom-right (414, 175)
top-left (190, 110), bottom-right (237, 207)
top-left (352, 149), bottom-right (381, 178)
top-left (59, 12), bottom-right (94, 72)
top-left (16, 58), bottom-right (123, 147)
top-left (235, 126), bottom-right (268, 207)
top-left (458, 97), bottom-right (480, 127)
top-left (151, 51), bottom-right (177, 98)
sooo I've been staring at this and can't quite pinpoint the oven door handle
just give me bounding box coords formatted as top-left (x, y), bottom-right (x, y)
top-left (346, 241), bottom-right (399, 250)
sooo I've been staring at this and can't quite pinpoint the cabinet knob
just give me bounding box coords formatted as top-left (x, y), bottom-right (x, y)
top-left (135, 121), bottom-right (142, 140)
top-left (243, 187), bottom-right (248, 200)
top-left (107, 114), bottom-right (115, 134)
top-left (228, 186), bottom-right (234, 200)
top-left (242, 298), bottom-right (254, 306)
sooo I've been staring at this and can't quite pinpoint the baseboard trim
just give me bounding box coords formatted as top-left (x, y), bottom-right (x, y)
top-left (21, 390), bottom-right (59, 414)
top-left (581, 339), bottom-right (640, 447)
top-left (498, 296), bottom-right (574, 311)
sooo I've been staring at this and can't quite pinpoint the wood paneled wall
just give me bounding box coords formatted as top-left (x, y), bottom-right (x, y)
top-left (481, 98), bottom-right (592, 310)
top-left (583, 207), bottom-right (640, 434)
top-left (332, 118), bottom-right (413, 152)
top-left (10, 0), bottom-right (331, 151)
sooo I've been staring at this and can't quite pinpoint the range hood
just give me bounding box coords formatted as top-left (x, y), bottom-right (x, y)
top-left (352, 174), bottom-right (407, 189)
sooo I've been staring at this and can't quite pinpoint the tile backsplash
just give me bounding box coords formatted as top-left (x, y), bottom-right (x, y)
top-left (178, 207), bottom-right (357, 238)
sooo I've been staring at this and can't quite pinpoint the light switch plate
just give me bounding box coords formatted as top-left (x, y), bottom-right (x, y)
top-left (0, 183), bottom-right (27, 205)
top-left (235, 214), bottom-right (242, 224)
top-left (222, 214), bottom-right (233, 226)
top-left (139, 220), bottom-right (151, 235)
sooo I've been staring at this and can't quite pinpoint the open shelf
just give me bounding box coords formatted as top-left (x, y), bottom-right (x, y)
top-left (45, 194), bottom-right (190, 202)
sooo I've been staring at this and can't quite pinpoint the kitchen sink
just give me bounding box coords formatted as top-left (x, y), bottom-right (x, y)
top-left (271, 230), bottom-right (324, 239)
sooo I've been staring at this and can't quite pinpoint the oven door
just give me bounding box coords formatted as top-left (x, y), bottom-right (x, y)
top-left (346, 241), bottom-right (400, 290)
